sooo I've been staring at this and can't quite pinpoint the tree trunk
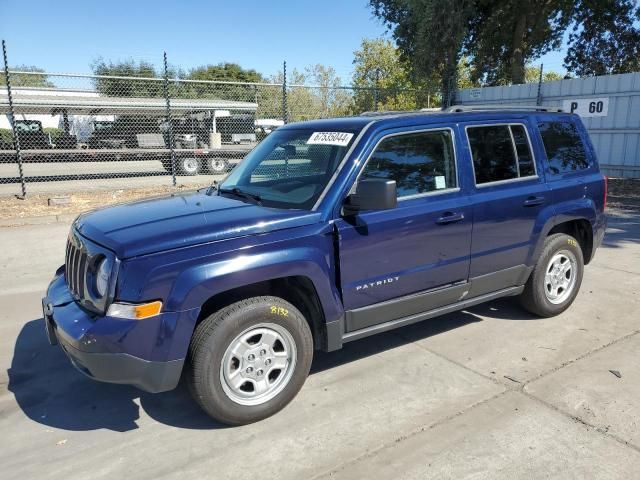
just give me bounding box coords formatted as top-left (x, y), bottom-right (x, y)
top-left (510, 12), bottom-right (528, 84)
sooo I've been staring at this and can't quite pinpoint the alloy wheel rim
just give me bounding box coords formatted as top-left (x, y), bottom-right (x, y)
top-left (220, 323), bottom-right (296, 406)
top-left (544, 250), bottom-right (577, 304)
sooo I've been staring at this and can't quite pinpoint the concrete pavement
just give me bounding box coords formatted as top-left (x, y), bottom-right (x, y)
top-left (0, 209), bottom-right (639, 479)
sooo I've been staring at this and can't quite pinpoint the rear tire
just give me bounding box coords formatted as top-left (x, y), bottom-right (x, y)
top-left (519, 233), bottom-right (584, 317)
top-left (187, 296), bottom-right (313, 425)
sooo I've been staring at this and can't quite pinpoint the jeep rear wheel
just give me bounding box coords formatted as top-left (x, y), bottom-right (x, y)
top-left (187, 296), bottom-right (313, 425)
top-left (519, 233), bottom-right (584, 317)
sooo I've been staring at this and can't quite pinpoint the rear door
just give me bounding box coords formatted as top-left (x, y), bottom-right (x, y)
top-left (465, 121), bottom-right (551, 296)
top-left (335, 125), bottom-right (473, 331)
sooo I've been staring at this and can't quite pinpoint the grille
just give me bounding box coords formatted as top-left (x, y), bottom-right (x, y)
top-left (65, 233), bottom-right (89, 300)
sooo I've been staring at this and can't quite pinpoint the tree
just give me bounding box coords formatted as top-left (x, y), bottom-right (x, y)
top-left (186, 63), bottom-right (265, 83)
top-left (0, 65), bottom-right (54, 88)
top-left (304, 64), bottom-right (353, 117)
top-left (564, 0), bottom-right (640, 76)
top-left (457, 56), bottom-right (481, 90)
top-left (91, 58), bottom-right (165, 97)
top-left (465, 1), bottom-right (573, 85)
top-left (176, 63), bottom-right (266, 101)
top-left (352, 38), bottom-right (438, 111)
top-left (369, 0), bottom-right (574, 89)
top-left (370, 0), bottom-right (476, 101)
top-left (524, 65), bottom-right (564, 84)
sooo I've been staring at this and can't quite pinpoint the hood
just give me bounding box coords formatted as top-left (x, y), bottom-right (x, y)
top-left (74, 191), bottom-right (322, 258)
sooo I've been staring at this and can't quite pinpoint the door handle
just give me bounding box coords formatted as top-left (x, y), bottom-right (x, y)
top-left (436, 212), bottom-right (465, 225)
top-left (523, 196), bottom-right (545, 207)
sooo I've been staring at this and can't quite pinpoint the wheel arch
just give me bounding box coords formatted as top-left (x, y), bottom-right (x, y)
top-left (196, 276), bottom-right (328, 350)
top-left (530, 198), bottom-right (597, 267)
top-left (548, 218), bottom-right (594, 264)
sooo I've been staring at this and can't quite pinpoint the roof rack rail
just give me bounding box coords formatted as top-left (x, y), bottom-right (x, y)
top-left (444, 105), bottom-right (563, 113)
top-left (359, 110), bottom-right (416, 116)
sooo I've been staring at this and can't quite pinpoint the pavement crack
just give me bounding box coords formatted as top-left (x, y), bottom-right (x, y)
top-left (310, 389), bottom-right (509, 480)
top-left (394, 331), bottom-right (520, 391)
top-left (590, 264), bottom-right (640, 276)
top-left (522, 328), bottom-right (640, 387)
top-left (518, 389), bottom-right (640, 455)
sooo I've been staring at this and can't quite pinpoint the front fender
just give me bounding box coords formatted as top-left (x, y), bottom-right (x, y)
top-left (116, 224), bottom-right (343, 325)
top-left (167, 246), bottom-right (344, 323)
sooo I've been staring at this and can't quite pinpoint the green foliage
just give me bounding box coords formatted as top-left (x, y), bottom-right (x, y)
top-left (304, 64), bottom-right (353, 117)
top-left (457, 56), bottom-right (481, 90)
top-left (43, 127), bottom-right (63, 141)
top-left (186, 63), bottom-right (265, 83)
top-left (352, 38), bottom-right (439, 112)
top-left (173, 63), bottom-right (267, 102)
top-left (564, 0), bottom-right (640, 76)
top-left (524, 66), bottom-right (564, 84)
top-left (0, 128), bottom-right (13, 148)
top-left (465, 1), bottom-right (573, 85)
top-left (0, 65), bottom-right (54, 88)
top-left (370, 0), bottom-right (638, 88)
top-left (369, 0), bottom-right (475, 101)
top-left (263, 66), bottom-right (354, 122)
top-left (91, 58), bottom-right (165, 97)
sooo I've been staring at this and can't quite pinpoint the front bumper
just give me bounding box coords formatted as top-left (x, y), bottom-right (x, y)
top-left (43, 269), bottom-right (199, 393)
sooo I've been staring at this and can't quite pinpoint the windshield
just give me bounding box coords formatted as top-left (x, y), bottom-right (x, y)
top-left (219, 127), bottom-right (359, 209)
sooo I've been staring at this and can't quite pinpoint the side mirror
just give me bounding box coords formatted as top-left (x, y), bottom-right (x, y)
top-left (343, 178), bottom-right (397, 215)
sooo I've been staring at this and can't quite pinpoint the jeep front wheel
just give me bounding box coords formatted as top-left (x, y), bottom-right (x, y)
top-left (519, 233), bottom-right (584, 317)
top-left (187, 296), bottom-right (313, 425)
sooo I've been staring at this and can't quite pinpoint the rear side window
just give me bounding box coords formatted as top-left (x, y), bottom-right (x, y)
top-left (466, 124), bottom-right (536, 185)
top-left (538, 121), bottom-right (589, 174)
top-left (362, 129), bottom-right (457, 198)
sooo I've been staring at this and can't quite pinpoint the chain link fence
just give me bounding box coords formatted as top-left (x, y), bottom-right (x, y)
top-left (1, 47), bottom-right (440, 198)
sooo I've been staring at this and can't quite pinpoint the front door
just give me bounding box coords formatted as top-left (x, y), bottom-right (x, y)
top-left (335, 127), bottom-right (472, 332)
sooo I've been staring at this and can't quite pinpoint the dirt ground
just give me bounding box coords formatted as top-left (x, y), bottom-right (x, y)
top-left (0, 177), bottom-right (638, 221)
top-left (607, 177), bottom-right (640, 209)
top-left (0, 184), bottom-right (209, 220)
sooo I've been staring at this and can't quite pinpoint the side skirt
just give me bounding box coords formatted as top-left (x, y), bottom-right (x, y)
top-left (324, 285), bottom-right (524, 351)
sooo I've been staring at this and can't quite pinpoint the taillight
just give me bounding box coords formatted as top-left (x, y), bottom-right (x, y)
top-left (603, 175), bottom-right (608, 210)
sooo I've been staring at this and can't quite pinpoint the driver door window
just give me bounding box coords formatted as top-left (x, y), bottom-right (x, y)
top-left (362, 129), bottom-right (457, 198)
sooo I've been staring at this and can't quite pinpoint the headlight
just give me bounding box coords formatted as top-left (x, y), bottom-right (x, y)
top-left (95, 257), bottom-right (112, 297)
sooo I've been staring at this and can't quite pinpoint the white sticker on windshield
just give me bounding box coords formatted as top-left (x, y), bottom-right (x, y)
top-left (307, 132), bottom-right (354, 146)
top-left (435, 176), bottom-right (446, 189)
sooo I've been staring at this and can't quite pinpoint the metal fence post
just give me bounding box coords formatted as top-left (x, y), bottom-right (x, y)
top-left (2, 40), bottom-right (27, 198)
top-left (536, 63), bottom-right (544, 106)
top-left (162, 51), bottom-right (177, 187)
top-left (373, 69), bottom-right (380, 112)
top-left (282, 61), bottom-right (288, 124)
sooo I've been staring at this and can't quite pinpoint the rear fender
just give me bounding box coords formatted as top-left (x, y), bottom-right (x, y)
top-left (529, 197), bottom-right (597, 265)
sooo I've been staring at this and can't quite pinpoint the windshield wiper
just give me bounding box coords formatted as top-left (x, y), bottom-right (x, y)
top-left (219, 187), bottom-right (262, 205)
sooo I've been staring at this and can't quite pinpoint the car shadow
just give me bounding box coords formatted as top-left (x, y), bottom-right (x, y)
top-left (600, 209), bottom-right (640, 249)
top-left (8, 307), bottom-right (489, 433)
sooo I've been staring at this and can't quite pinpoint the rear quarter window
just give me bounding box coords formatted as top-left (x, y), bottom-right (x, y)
top-left (538, 121), bottom-right (590, 175)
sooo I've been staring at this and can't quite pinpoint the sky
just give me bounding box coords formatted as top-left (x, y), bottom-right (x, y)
top-left (0, 0), bottom-right (568, 84)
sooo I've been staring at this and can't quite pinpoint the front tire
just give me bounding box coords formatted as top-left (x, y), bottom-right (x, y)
top-left (187, 296), bottom-right (313, 425)
top-left (519, 233), bottom-right (584, 317)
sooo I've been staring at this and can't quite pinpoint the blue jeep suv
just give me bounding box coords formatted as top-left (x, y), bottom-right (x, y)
top-left (43, 106), bottom-right (607, 425)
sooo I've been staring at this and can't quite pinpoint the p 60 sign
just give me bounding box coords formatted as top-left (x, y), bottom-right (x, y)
top-left (562, 98), bottom-right (609, 118)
